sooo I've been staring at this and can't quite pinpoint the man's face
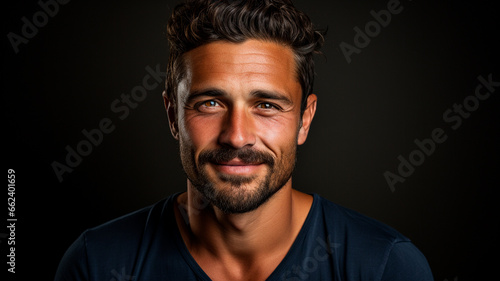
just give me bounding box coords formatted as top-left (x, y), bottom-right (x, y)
top-left (167, 39), bottom-right (316, 214)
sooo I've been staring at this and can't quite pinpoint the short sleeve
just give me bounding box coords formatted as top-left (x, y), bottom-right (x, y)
top-left (381, 241), bottom-right (434, 281)
top-left (54, 232), bottom-right (90, 281)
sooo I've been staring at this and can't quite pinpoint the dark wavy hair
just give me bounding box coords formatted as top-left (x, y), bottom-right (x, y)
top-left (165, 0), bottom-right (325, 114)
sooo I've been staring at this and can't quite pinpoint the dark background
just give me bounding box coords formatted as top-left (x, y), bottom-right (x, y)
top-left (3, 0), bottom-right (498, 280)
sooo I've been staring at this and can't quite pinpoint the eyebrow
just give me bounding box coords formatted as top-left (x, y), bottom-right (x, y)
top-left (185, 89), bottom-right (227, 103)
top-left (250, 90), bottom-right (293, 105)
top-left (185, 88), bottom-right (293, 105)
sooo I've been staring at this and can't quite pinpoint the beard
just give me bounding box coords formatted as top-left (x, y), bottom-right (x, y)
top-left (180, 143), bottom-right (297, 214)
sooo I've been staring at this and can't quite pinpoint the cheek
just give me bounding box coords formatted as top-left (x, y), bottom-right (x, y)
top-left (257, 116), bottom-right (300, 152)
top-left (181, 115), bottom-right (222, 150)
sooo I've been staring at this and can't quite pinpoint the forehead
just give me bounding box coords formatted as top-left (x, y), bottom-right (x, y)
top-left (180, 39), bottom-right (301, 98)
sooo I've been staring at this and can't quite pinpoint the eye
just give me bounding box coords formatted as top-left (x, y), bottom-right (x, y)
top-left (256, 102), bottom-right (276, 110)
top-left (194, 99), bottom-right (223, 113)
top-left (202, 100), bottom-right (219, 107)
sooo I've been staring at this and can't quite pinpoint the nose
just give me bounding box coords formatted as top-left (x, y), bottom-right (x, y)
top-left (218, 106), bottom-right (256, 149)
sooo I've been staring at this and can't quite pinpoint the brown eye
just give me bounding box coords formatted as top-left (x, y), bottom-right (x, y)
top-left (203, 100), bottom-right (219, 107)
top-left (195, 100), bottom-right (222, 113)
top-left (257, 103), bottom-right (274, 109)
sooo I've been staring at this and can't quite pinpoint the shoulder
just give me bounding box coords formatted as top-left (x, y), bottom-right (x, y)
top-left (311, 194), bottom-right (433, 280)
top-left (84, 202), bottom-right (157, 246)
top-left (54, 195), bottom-right (177, 281)
top-left (85, 195), bottom-right (176, 252)
top-left (314, 194), bottom-right (408, 243)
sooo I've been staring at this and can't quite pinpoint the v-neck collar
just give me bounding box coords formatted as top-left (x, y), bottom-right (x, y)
top-left (168, 192), bottom-right (319, 281)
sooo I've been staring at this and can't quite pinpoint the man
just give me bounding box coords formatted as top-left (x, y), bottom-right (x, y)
top-left (55, 0), bottom-right (434, 280)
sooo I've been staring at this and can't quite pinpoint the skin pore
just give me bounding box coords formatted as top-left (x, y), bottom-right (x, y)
top-left (163, 39), bottom-right (317, 281)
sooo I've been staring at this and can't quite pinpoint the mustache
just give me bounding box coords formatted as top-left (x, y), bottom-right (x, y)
top-left (198, 147), bottom-right (275, 167)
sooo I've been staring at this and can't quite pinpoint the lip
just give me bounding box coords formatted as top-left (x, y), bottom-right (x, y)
top-left (211, 158), bottom-right (263, 175)
top-left (217, 158), bottom-right (260, 166)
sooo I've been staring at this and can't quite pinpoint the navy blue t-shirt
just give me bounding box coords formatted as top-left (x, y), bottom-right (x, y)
top-left (54, 193), bottom-right (433, 280)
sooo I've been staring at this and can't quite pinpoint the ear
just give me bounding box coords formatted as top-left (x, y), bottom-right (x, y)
top-left (297, 94), bottom-right (317, 145)
top-left (163, 91), bottom-right (179, 140)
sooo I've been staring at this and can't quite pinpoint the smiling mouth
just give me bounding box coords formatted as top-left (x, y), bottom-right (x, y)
top-left (212, 158), bottom-right (264, 175)
top-left (216, 158), bottom-right (261, 166)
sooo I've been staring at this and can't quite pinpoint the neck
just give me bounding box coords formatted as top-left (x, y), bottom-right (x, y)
top-left (174, 179), bottom-right (312, 264)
